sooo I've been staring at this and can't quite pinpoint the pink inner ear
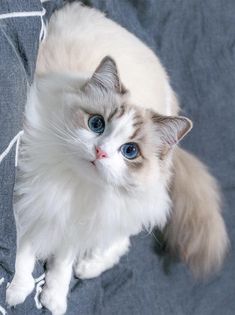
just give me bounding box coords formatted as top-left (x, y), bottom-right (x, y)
top-left (152, 113), bottom-right (192, 147)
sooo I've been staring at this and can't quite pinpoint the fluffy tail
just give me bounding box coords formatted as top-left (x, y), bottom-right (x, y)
top-left (165, 147), bottom-right (229, 278)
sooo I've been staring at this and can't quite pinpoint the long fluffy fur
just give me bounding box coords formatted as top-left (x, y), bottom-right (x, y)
top-left (166, 147), bottom-right (229, 278)
top-left (6, 3), bottom-right (229, 314)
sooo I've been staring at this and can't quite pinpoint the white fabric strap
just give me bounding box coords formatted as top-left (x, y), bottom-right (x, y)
top-left (0, 8), bottom-right (47, 41)
top-left (34, 273), bottom-right (46, 309)
top-left (0, 130), bottom-right (24, 167)
top-left (0, 8), bottom-right (46, 20)
top-left (0, 305), bottom-right (7, 315)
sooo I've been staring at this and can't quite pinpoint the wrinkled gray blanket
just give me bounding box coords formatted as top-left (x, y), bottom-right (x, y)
top-left (0, 0), bottom-right (234, 314)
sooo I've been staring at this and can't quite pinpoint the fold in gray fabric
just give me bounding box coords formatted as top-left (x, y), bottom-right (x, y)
top-left (0, 1), bottom-right (234, 314)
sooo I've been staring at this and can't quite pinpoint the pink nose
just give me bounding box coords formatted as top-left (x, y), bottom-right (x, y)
top-left (96, 147), bottom-right (108, 159)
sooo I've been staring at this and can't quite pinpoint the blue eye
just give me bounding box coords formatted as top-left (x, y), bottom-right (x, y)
top-left (120, 143), bottom-right (139, 160)
top-left (88, 115), bottom-right (105, 134)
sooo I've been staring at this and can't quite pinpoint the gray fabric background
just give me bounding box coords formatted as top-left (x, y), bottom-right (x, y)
top-left (0, 0), bottom-right (234, 314)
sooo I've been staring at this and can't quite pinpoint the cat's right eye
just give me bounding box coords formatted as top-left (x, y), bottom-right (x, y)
top-left (88, 115), bottom-right (105, 134)
top-left (120, 143), bottom-right (139, 160)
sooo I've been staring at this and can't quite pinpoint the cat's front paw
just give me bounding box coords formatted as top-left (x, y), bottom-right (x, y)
top-left (6, 275), bottom-right (35, 306)
top-left (75, 259), bottom-right (106, 279)
top-left (40, 286), bottom-right (67, 315)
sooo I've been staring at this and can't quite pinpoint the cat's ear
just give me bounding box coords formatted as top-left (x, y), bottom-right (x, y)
top-left (151, 113), bottom-right (193, 157)
top-left (84, 56), bottom-right (126, 94)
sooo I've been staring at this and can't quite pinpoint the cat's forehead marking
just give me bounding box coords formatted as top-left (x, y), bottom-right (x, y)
top-left (107, 107), bottom-right (118, 122)
top-left (130, 127), bottom-right (142, 140)
top-left (129, 112), bottom-right (144, 139)
top-left (133, 114), bottom-right (144, 127)
top-left (116, 104), bottom-right (126, 119)
top-left (107, 103), bottom-right (130, 123)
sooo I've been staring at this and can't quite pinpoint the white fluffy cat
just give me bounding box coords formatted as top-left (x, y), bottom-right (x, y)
top-left (6, 3), bottom-right (229, 315)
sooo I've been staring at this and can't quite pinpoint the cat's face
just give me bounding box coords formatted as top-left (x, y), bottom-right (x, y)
top-left (36, 57), bottom-right (192, 190)
top-left (69, 100), bottom-right (159, 189)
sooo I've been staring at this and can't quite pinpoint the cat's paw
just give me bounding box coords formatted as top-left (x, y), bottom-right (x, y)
top-left (75, 259), bottom-right (107, 279)
top-left (40, 286), bottom-right (67, 315)
top-left (6, 275), bottom-right (35, 306)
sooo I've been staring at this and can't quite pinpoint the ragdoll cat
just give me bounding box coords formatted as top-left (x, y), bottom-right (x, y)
top-left (6, 3), bottom-right (229, 315)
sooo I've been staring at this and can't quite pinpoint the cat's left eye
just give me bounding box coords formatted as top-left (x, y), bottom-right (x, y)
top-left (120, 143), bottom-right (139, 160)
top-left (88, 115), bottom-right (105, 134)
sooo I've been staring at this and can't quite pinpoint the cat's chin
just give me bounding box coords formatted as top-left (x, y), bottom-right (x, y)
top-left (89, 160), bottom-right (105, 181)
top-left (91, 160), bottom-right (123, 188)
top-left (76, 159), bottom-right (123, 189)
top-left (73, 158), bottom-right (105, 186)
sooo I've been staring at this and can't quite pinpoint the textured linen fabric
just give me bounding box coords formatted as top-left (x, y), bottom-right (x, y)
top-left (0, 1), bottom-right (234, 314)
top-left (0, 0), bottom-right (42, 312)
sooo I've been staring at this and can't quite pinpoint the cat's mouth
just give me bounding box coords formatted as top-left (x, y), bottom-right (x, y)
top-left (90, 159), bottom-right (103, 173)
top-left (90, 160), bottom-right (99, 170)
